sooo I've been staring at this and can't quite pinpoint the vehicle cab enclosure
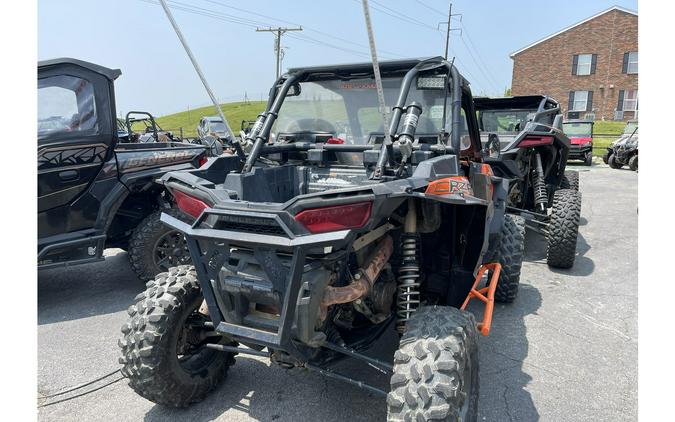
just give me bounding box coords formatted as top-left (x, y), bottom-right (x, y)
top-left (198, 116), bottom-right (229, 140)
top-left (562, 119), bottom-right (594, 163)
top-left (474, 95), bottom-right (570, 187)
top-left (38, 58), bottom-right (206, 268)
top-left (158, 57), bottom-right (508, 359)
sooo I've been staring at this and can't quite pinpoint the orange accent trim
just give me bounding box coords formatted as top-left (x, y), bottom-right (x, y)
top-left (460, 263), bottom-right (502, 336)
top-left (480, 163), bottom-right (494, 177)
top-left (425, 176), bottom-right (474, 196)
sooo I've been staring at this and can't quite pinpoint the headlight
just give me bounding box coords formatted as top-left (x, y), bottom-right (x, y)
top-left (581, 141), bottom-right (592, 148)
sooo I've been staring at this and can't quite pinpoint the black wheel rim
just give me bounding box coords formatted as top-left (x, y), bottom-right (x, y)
top-left (174, 301), bottom-right (223, 375)
top-left (153, 230), bottom-right (191, 271)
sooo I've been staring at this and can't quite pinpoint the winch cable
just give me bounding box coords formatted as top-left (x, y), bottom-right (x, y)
top-left (361, 0), bottom-right (392, 164)
top-left (38, 368), bottom-right (123, 407)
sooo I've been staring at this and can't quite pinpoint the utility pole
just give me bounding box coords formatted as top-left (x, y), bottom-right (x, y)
top-left (157, 0), bottom-right (235, 143)
top-left (256, 27), bottom-right (302, 79)
top-left (438, 2), bottom-right (462, 59)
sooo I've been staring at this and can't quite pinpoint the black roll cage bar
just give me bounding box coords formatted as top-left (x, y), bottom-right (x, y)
top-left (240, 57), bottom-right (467, 175)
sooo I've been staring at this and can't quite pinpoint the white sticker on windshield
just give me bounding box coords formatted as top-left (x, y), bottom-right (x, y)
top-left (429, 105), bottom-right (444, 119)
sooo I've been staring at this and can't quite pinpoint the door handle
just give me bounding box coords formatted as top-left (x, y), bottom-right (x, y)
top-left (58, 169), bottom-right (79, 181)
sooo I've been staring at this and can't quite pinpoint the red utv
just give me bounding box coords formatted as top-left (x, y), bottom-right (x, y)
top-left (562, 120), bottom-right (594, 166)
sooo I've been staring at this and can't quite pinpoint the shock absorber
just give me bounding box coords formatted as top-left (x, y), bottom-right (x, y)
top-left (532, 152), bottom-right (548, 212)
top-left (396, 199), bottom-right (421, 334)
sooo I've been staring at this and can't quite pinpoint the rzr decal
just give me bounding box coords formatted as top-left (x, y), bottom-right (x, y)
top-left (425, 176), bottom-right (474, 197)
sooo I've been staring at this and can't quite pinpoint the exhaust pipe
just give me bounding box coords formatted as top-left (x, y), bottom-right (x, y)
top-left (320, 235), bottom-right (394, 320)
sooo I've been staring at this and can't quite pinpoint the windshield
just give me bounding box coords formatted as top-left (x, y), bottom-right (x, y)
top-left (623, 122), bottom-right (638, 135)
top-left (210, 122), bottom-right (227, 133)
top-left (479, 109), bottom-right (533, 134)
top-left (272, 76), bottom-right (460, 146)
top-left (563, 122), bottom-right (593, 137)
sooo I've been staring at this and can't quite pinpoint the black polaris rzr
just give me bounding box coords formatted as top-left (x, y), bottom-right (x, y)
top-left (475, 95), bottom-right (581, 268)
top-left (38, 58), bottom-right (207, 280)
top-left (119, 57), bottom-right (526, 421)
top-left (606, 121), bottom-right (638, 171)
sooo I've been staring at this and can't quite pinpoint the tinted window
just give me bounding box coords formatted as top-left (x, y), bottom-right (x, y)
top-left (38, 75), bottom-right (98, 138)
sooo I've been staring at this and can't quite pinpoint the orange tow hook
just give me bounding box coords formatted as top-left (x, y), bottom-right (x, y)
top-left (460, 263), bottom-right (502, 336)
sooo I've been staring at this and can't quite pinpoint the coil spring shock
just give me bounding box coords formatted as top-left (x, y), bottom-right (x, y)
top-left (532, 152), bottom-right (548, 212)
top-left (396, 198), bottom-right (421, 334)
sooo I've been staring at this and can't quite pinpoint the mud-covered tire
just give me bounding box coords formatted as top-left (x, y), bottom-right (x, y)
top-left (546, 189), bottom-right (581, 269)
top-left (119, 266), bottom-right (235, 407)
top-left (560, 171), bottom-right (580, 191)
top-left (387, 306), bottom-right (479, 422)
top-left (608, 154), bottom-right (623, 169)
top-left (629, 155), bottom-right (638, 171)
top-left (128, 208), bottom-right (192, 281)
top-left (493, 214), bottom-right (525, 303)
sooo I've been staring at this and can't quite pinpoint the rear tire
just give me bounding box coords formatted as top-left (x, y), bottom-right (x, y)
top-left (128, 208), bottom-right (192, 281)
top-left (387, 306), bottom-right (479, 422)
top-left (546, 189), bottom-right (581, 269)
top-left (493, 214), bottom-right (525, 303)
top-left (119, 266), bottom-right (235, 407)
top-left (629, 155), bottom-right (638, 171)
top-left (608, 154), bottom-right (623, 169)
top-left (560, 171), bottom-right (580, 191)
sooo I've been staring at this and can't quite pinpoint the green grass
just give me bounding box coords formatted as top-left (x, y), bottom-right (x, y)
top-left (135, 101), bottom-right (267, 138)
top-left (591, 121), bottom-right (626, 155)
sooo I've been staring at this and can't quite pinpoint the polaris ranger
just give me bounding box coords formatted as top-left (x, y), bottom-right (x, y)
top-left (475, 95), bottom-right (582, 268)
top-left (119, 57), bottom-right (525, 421)
top-left (38, 58), bottom-right (207, 280)
top-left (562, 119), bottom-right (594, 166)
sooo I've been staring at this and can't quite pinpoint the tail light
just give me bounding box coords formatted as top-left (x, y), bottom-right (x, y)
top-left (173, 190), bottom-right (209, 218)
top-left (198, 154), bottom-right (208, 167)
top-left (326, 137), bottom-right (344, 144)
top-left (295, 201), bottom-right (372, 234)
top-left (518, 135), bottom-right (553, 148)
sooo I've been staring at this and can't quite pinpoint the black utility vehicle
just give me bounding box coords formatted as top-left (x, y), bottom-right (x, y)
top-left (38, 58), bottom-right (207, 280)
top-left (124, 111), bottom-right (179, 143)
top-left (119, 57), bottom-right (525, 421)
top-left (475, 95), bottom-right (581, 268)
top-left (605, 121), bottom-right (638, 170)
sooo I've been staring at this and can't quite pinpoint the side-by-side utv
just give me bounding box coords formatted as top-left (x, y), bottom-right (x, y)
top-left (118, 57), bottom-right (525, 421)
top-left (475, 95), bottom-right (581, 268)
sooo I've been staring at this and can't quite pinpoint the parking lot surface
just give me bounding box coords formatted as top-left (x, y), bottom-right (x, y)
top-left (38, 164), bottom-right (637, 421)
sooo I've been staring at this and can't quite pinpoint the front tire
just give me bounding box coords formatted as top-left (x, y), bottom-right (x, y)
top-left (629, 155), bottom-right (638, 171)
top-left (494, 214), bottom-right (525, 303)
top-left (128, 208), bottom-right (192, 281)
top-left (387, 306), bottom-right (479, 422)
top-left (546, 189), bottom-right (581, 269)
top-left (608, 154), bottom-right (623, 169)
top-left (584, 152), bottom-right (593, 166)
top-left (602, 151), bottom-right (611, 164)
top-left (119, 266), bottom-right (235, 407)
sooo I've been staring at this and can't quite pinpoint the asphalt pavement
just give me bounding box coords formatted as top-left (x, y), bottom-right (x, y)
top-left (37, 163), bottom-right (638, 421)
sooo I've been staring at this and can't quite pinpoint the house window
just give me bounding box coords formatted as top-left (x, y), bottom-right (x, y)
top-left (623, 52), bottom-right (638, 74)
top-left (573, 54), bottom-right (595, 76)
top-left (569, 90), bottom-right (593, 112)
top-left (623, 90), bottom-right (638, 111)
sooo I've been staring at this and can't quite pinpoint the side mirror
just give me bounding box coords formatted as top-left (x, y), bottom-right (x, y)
top-left (287, 83), bottom-right (301, 97)
top-left (484, 133), bottom-right (501, 159)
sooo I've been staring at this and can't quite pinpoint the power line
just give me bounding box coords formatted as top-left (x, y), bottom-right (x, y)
top-left (197, 0), bottom-right (405, 58)
top-left (414, 0), bottom-right (446, 16)
top-left (459, 25), bottom-right (502, 89)
top-left (139, 0), bottom-right (402, 61)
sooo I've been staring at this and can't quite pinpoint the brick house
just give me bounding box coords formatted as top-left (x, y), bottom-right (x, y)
top-left (510, 6), bottom-right (638, 121)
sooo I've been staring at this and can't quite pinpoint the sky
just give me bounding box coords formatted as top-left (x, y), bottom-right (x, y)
top-left (38, 0), bottom-right (638, 117)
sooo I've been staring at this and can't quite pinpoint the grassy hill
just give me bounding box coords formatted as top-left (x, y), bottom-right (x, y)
top-left (142, 101), bottom-right (267, 138)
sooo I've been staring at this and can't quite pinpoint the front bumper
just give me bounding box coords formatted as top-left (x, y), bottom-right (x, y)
top-left (568, 144), bottom-right (592, 160)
